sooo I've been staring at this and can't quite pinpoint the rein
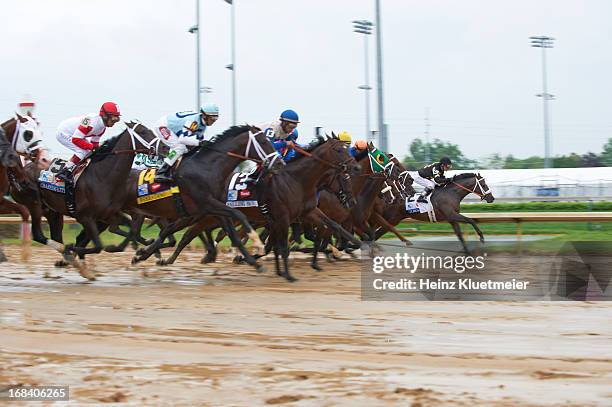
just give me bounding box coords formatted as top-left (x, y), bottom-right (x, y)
top-left (293, 145), bottom-right (349, 171)
top-left (451, 177), bottom-right (491, 200)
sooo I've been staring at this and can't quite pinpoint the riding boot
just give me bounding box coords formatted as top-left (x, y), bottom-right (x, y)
top-left (154, 162), bottom-right (174, 184)
top-left (55, 166), bottom-right (73, 182)
top-left (417, 187), bottom-right (432, 203)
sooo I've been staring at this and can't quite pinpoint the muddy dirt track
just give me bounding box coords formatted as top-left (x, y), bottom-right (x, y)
top-left (1, 245), bottom-right (611, 406)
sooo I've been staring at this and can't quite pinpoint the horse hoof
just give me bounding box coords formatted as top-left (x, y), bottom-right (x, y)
top-left (405, 240), bottom-right (413, 247)
top-left (136, 248), bottom-right (145, 257)
top-left (156, 259), bottom-right (168, 266)
top-left (201, 255), bottom-right (216, 264)
top-left (144, 239), bottom-right (154, 246)
top-left (0, 253), bottom-right (8, 263)
top-left (104, 245), bottom-right (119, 253)
top-left (285, 275), bottom-right (298, 283)
top-left (54, 260), bottom-right (69, 268)
top-left (311, 264), bottom-right (322, 272)
top-left (480, 237), bottom-right (485, 244)
top-left (131, 256), bottom-right (140, 265)
top-left (232, 256), bottom-right (245, 264)
top-left (255, 264), bottom-right (267, 273)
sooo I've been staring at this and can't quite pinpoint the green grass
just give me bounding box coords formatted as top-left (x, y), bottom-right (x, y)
top-left (460, 201), bottom-right (612, 212)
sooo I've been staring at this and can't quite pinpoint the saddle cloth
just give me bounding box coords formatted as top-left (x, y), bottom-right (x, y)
top-left (226, 171), bottom-right (258, 208)
top-left (38, 158), bottom-right (88, 194)
top-left (405, 194), bottom-right (437, 222)
top-left (136, 168), bottom-right (180, 204)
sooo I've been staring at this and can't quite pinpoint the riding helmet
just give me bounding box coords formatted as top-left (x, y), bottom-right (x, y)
top-left (280, 109), bottom-right (299, 123)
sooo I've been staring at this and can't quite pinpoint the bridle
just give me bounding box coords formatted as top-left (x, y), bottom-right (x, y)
top-left (224, 130), bottom-right (281, 170)
top-left (451, 175), bottom-right (492, 200)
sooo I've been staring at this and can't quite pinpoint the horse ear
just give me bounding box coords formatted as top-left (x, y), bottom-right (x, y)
top-left (15, 113), bottom-right (25, 122)
top-left (331, 131), bottom-right (337, 139)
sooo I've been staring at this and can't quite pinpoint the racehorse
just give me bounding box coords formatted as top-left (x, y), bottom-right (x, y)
top-left (1, 114), bottom-right (48, 261)
top-left (127, 125), bottom-right (280, 272)
top-left (27, 122), bottom-right (158, 278)
top-left (307, 146), bottom-right (416, 258)
top-left (155, 135), bottom-right (361, 281)
top-left (373, 173), bottom-right (495, 253)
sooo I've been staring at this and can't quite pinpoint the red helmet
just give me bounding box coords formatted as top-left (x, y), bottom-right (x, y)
top-left (100, 102), bottom-right (121, 117)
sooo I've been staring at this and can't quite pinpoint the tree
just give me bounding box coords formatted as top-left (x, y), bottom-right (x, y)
top-left (403, 138), bottom-right (476, 170)
top-left (481, 153), bottom-right (505, 169)
top-left (579, 152), bottom-right (603, 167)
top-left (600, 138), bottom-right (612, 167)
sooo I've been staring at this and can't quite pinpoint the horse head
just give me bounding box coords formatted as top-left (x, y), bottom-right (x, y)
top-left (387, 154), bottom-right (416, 200)
top-left (451, 172), bottom-right (495, 203)
top-left (311, 134), bottom-right (360, 208)
top-left (10, 114), bottom-right (46, 167)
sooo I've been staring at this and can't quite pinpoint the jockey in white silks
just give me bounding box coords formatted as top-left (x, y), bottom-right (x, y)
top-left (152, 103), bottom-right (219, 184)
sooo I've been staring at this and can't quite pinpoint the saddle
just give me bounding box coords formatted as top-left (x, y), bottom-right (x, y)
top-left (405, 193), bottom-right (437, 222)
top-left (38, 158), bottom-right (90, 215)
top-left (226, 170), bottom-right (259, 208)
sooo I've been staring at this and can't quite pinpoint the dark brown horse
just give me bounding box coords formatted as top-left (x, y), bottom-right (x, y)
top-left (127, 125), bottom-right (281, 272)
top-left (307, 147), bottom-right (416, 258)
top-left (373, 173), bottom-right (495, 253)
top-left (155, 135), bottom-right (360, 278)
top-left (25, 122), bottom-right (158, 278)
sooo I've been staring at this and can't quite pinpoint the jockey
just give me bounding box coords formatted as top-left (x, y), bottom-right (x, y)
top-left (55, 102), bottom-right (121, 181)
top-left (338, 131), bottom-right (352, 145)
top-left (414, 157), bottom-right (452, 203)
top-left (153, 103), bottom-right (220, 183)
top-left (349, 139), bottom-right (368, 158)
top-left (260, 109), bottom-right (300, 162)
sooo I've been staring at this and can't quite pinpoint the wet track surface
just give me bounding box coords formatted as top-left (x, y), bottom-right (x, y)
top-left (1, 245), bottom-right (611, 406)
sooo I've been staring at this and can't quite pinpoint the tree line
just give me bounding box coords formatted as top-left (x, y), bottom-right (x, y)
top-left (401, 137), bottom-right (612, 170)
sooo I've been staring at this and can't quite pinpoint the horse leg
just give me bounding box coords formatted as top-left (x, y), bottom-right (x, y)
top-left (132, 217), bottom-right (194, 263)
top-left (281, 230), bottom-right (295, 282)
top-left (219, 217), bottom-right (266, 273)
top-left (447, 213), bottom-right (485, 243)
top-left (370, 212), bottom-right (412, 246)
top-left (158, 222), bottom-right (205, 266)
top-left (201, 229), bottom-right (218, 264)
top-left (449, 221), bottom-right (470, 254)
top-left (203, 200), bottom-right (265, 255)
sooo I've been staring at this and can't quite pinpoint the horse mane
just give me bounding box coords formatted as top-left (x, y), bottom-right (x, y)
top-left (302, 135), bottom-right (327, 152)
top-left (452, 172), bottom-right (479, 181)
top-left (209, 125), bottom-right (255, 144)
top-left (89, 133), bottom-right (123, 162)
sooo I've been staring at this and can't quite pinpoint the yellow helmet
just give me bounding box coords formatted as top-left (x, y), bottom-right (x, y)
top-left (338, 131), bottom-right (352, 144)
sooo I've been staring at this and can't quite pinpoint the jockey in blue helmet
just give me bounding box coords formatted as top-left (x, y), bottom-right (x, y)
top-left (259, 109), bottom-right (300, 162)
top-left (153, 103), bottom-right (220, 183)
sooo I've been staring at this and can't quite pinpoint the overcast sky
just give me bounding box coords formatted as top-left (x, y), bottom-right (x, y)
top-left (2, 0), bottom-right (611, 162)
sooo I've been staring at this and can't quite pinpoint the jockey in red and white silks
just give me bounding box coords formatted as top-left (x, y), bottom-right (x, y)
top-left (55, 102), bottom-right (121, 179)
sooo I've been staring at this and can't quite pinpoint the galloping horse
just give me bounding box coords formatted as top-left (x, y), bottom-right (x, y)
top-left (156, 135), bottom-right (361, 281)
top-left (374, 173), bottom-right (495, 253)
top-left (128, 125), bottom-right (280, 272)
top-left (26, 122), bottom-right (158, 278)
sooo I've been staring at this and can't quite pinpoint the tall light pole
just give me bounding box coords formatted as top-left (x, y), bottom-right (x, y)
top-left (224, 0), bottom-right (237, 125)
top-left (530, 35), bottom-right (555, 168)
top-left (374, 0), bottom-right (386, 151)
top-left (353, 20), bottom-right (373, 142)
top-left (188, 0), bottom-right (201, 111)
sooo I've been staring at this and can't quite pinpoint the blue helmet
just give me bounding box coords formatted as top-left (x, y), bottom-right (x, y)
top-left (200, 103), bottom-right (219, 116)
top-left (280, 109), bottom-right (299, 123)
